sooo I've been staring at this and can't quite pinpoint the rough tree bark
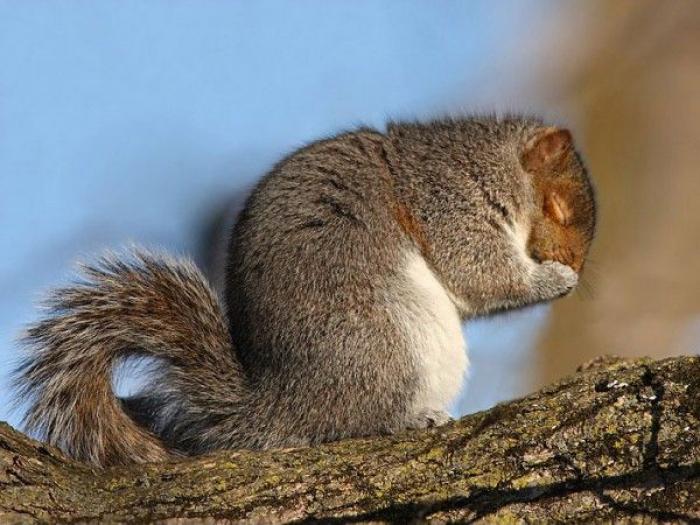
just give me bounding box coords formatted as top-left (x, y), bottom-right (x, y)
top-left (1, 356), bottom-right (699, 524)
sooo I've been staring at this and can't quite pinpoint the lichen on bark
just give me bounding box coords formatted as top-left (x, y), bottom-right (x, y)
top-left (1, 356), bottom-right (699, 523)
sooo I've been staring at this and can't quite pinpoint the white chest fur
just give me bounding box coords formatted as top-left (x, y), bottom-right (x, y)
top-left (395, 251), bottom-right (468, 414)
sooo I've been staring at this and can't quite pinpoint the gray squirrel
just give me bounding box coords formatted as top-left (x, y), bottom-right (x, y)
top-left (15, 115), bottom-right (596, 467)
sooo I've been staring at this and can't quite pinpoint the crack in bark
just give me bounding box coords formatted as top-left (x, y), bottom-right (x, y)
top-left (641, 365), bottom-right (666, 472)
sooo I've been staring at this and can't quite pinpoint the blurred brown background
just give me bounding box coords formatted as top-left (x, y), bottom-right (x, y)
top-left (532, 0), bottom-right (700, 386)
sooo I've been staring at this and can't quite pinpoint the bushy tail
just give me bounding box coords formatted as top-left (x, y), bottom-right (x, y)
top-left (15, 250), bottom-right (247, 467)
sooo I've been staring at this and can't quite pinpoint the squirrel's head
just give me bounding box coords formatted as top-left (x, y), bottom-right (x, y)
top-left (387, 117), bottom-right (597, 295)
top-left (520, 127), bottom-right (596, 273)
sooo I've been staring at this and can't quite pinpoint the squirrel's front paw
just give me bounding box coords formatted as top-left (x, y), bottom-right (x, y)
top-left (536, 260), bottom-right (578, 297)
top-left (405, 409), bottom-right (453, 430)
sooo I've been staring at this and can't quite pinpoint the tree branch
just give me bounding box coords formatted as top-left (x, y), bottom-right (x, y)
top-left (1, 356), bottom-right (699, 523)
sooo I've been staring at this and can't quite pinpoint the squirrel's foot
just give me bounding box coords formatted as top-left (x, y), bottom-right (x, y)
top-left (405, 409), bottom-right (453, 430)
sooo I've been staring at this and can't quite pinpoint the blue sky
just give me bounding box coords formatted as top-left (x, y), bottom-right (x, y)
top-left (0, 1), bottom-right (568, 428)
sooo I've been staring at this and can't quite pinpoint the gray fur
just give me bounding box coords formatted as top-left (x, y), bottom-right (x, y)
top-left (16, 115), bottom-right (596, 467)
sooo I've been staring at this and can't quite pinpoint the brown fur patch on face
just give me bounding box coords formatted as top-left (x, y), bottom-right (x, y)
top-left (528, 216), bottom-right (587, 273)
top-left (522, 128), bottom-right (595, 274)
top-left (528, 178), bottom-right (593, 273)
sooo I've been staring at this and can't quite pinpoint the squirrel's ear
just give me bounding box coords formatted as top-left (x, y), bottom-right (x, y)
top-left (520, 128), bottom-right (573, 173)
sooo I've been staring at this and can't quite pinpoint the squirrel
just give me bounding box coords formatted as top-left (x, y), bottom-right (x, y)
top-left (15, 115), bottom-right (596, 467)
